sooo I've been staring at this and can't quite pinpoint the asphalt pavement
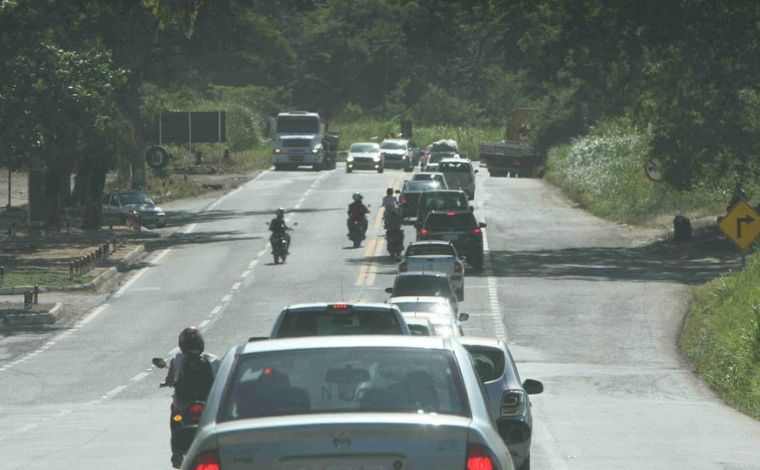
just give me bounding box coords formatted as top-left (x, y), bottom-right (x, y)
top-left (1, 164), bottom-right (759, 469)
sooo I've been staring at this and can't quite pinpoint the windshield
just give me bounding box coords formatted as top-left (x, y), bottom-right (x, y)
top-left (219, 348), bottom-right (469, 420)
top-left (275, 309), bottom-right (403, 337)
top-left (277, 117), bottom-right (319, 134)
top-left (381, 141), bottom-right (406, 150)
top-left (350, 143), bottom-right (379, 153)
top-left (391, 301), bottom-right (452, 316)
top-left (118, 192), bottom-right (154, 205)
top-left (406, 243), bottom-right (457, 257)
top-left (394, 276), bottom-right (451, 297)
top-left (403, 181), bottom-right (439, 192)
top-left (424, 213), bottom-right (477, 229)
top-left (421, 193), bottom-right (468, 211)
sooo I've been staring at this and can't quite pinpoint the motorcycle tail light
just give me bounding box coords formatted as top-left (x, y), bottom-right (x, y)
top-left (193, 450), bottom-right (220, 470)
top-left (190, 403), bottom-right (204, 416)
top-left (466, 442), bottom-right (495, 470)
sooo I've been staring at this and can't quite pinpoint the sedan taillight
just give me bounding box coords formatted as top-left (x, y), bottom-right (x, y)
top-left (399, 261), bottom-right (408, 272)
top-left (193, 450), bottom-right (220, 470)
top-left (453, 263), bottom-right (462, 273)
top-left (500, 389), bottom-right (528, 417)
top-left (466, 442), bottom-right (495, 470)
top-left (420, 228), bottom-right (429, 235)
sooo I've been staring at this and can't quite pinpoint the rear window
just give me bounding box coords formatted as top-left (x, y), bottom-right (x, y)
top-left (275, 309), bottom-right (403, 337)
top-left (219, 347), bottom-right (469, 420)
top-left (423, 212), bottom-right (477, 229)
top-left (406, 243), bottom-right (456, 257)
top-left (440, 161), bottom-right (471, 172)
top-left (429, 152), bottom-right (455, 163)
top-left (420, 193), bottom-right (468, 211)
top-left (408, 323), bottom-right (431, 336)
top-left (391, 301), bottom-right (452, 316)
top-left (403, 181), bottom-right (439, 192)
top-left (465, 346), bottom-right (506, 383)
top-left (394, 276), bottom-right (451, 297)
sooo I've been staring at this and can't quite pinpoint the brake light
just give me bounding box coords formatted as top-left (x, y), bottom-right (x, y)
top-left (472, 227), bottom-right (481, 234)
top-left (454, 263), bottom-right (462, 273)
top-left (447, 211), bottom-right (455, 216)
top-left (329, 303), bottom-right (351, 310)
top-left (466, 442), bottom-right (494, 470)
top-left (263, 367), bottom-right (273, 375)
top-left (420, 228), bottom-right (429, 235)
top-left (399, 197), bottom-right (407, 205)
top-left (193, 450), bottom-right (220, 470)
top-left (399, 261), bottom-right (408, 272)
top-left (189, 403), bottom-right (204, 416)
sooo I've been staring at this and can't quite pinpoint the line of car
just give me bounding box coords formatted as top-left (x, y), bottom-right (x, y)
top-left (179, 142), bottom-right (542, 469)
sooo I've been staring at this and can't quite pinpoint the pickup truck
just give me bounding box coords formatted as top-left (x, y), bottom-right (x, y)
top-left (398, 241), bottom-right (464, 300)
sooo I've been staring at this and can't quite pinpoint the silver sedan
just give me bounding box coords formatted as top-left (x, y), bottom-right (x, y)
top-left (182, 336), bottom-right (514, 470)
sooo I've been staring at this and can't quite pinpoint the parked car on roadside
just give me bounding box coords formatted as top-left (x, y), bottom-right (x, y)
top-left (182, 336), bottom-right (516, 470)
top-left (458, 336), bottom-right (544, 470)
top-left (101, 190), bottom-right (166, 228)
top-left (270, 303), bottom-right (410, 338)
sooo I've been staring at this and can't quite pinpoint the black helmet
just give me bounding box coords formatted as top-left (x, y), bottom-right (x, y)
top-left (178, 326), bottom-right (204, 356)
top-left (352, 192), bottom-right (363, 201)
top-left (275, 208), bottom-right (285, 217)
top-left (386, 188), bottom-right (393, 196)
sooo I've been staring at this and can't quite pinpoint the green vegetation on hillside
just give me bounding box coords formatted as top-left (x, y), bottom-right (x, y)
top-left (681, 257), bottom-right (760, 419)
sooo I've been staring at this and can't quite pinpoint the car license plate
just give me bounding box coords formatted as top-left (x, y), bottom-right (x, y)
top-left (442, 235), bottom-right (457, 241)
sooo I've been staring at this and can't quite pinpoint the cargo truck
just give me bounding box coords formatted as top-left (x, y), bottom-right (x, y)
top-left (272, 111), bottom-right (339, 171)
top-left (478, 108), bottom-right (535, 177)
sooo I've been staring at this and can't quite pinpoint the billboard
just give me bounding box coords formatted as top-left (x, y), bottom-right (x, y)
top-left (156, 111), bottom-right (226, 144)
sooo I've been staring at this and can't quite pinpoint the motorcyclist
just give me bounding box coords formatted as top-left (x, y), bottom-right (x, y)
top-left (384, 204), bottom-right (405, 256)
top-left (382, 188), bottom-right (398, 226)
top-left (163, 327), bottom-right (220, 468)
top-left (269, 208), bottom-right (291, 253)
top-left (347, 192), bottom-right (370, 237)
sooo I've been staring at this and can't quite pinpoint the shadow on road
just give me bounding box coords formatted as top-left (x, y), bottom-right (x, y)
top-left (164, 207), bottom-right (344, 227)
top-left (143, 230), bottom-right (262, 251)
top-left (480, 228), bottom-right (744, 284)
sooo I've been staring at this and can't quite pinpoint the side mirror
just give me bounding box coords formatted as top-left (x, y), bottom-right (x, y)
top-left (248, 336), bottom-right (268, 342)
top-left (385, 287), bottom-right (394, 294)
top-left (458, 312), bottom-right (469, 322)
top-left (522, 379), bottom-right (544, 395)
top-left (152, 357), bottom-right (167, 369)
top-left (395, 189), bottom-right (401, 194)
top-left (474, 169), bottom-right (479, 174)
top-left (479, 222), bottom-right (487, 228)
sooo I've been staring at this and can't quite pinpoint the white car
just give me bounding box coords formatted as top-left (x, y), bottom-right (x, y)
top-left (439, 158), bottom-right (478, 200)
top-left (346, 142), bottom-right (383, 173)
top-left (183, 336), bottom-right (515, 470)
top-left (389, 296), bottom-right (470, 337)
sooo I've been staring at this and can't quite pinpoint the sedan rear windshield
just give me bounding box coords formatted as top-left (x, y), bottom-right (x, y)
top-left (429, 152), bottom-right (456, 163)
top-left (394, 276), bottom-right (451, 297)
top-left (392, 301), bottom-right (452, 316)
top-left (424, 213), bottom-right (477, 229)
top-left (440, 161), bottom-right (471, 172)
top-left (219, 348), bottom-right (469, 421)
top-left (275, 309), bottom-right (403, 337)
top-left (420, 193), bottom-right (468, 211)
top-left (406, 243), bottom-right (456, 257)
top-left (403, 181), bottom-right (439, 192)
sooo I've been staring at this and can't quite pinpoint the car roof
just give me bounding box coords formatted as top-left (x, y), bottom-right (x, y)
top-left (415, 172), bottom-right (445, 176)
top-left (281, 302), bottom-right (399, 312)
top-left (395, 271), bottom-right (449, 279)
top-left (419, 189), bottom-right (467, 196)
top-left (382, 138), bottom-right (408, 143)
top-left (350, 142), bottom-right (380, 148)
top-left (241, 335), bottom-right (449, 355)
top-left (389, 295), bottom-right (452, 303)
top-left (427, 209), bottom-right (472, 216)
top-left (440, 158), bottom-right (472, 164)
top-left (455, 336), bottom-right (504, 349)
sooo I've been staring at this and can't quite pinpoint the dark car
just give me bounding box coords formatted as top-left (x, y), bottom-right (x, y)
top-left (416, 190), bottom-right (470, 227)
top-left (101, 190), bottom-right (167, 227)
top-left (398, 180), bottom-right (442, 218)
top-left (458, 336), bottom-right (544, 470)
top-left (270, 303), bottom-right (410, 338)
top-left (418, 210), bottom-right (486, 271)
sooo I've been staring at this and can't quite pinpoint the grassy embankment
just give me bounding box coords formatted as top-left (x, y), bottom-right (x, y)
top-left (546, 119), bottom-right (760, 419)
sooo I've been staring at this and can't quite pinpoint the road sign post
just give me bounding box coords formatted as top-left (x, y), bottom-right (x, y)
top-left (718, 200), bottom-right (760, 265)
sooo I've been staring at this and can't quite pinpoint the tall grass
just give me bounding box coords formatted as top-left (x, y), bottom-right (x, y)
top-left (681, 256), bottom-right (760, 419)
top-left (545, 119), bottom-right (726, 224)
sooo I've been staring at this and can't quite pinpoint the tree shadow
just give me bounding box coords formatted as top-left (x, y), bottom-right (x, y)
top-left (144, 230), bottom-right (262, 251)
top-left (163, 207), bottom-right (344, 227)
top-left (481, 228), bottom-right (744, 284)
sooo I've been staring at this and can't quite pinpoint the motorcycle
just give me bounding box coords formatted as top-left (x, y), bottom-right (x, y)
top-left (271, 233), bottom-right (289, 264)
top-left (153, 357), bottom-right (207, 469)
top-left (348, 217), bottom-right (367, 248)
top-left (386, 229), bottom-right (404, 259)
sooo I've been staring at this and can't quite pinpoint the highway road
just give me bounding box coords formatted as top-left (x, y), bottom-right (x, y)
top-left (1, 164), bottom-right (760, 469)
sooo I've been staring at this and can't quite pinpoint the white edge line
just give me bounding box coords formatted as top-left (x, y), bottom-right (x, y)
top-left (79, 303), bottom-right (109, 326)
top-left (210, 306), bottom-right (222, 315)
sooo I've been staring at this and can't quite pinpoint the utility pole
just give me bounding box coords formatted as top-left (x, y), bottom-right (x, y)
top-left (7, 166), bottom-right (11, 209)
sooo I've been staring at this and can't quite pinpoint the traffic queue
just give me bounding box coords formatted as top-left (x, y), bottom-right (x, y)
top-left (157, 137), bottom-right (543, 470)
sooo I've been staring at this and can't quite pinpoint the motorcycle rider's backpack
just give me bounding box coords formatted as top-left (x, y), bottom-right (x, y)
top-left (175, 354), bottom-right (214, 403)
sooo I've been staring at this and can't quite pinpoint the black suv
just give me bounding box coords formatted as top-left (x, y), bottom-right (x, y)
top-left (418, 210), bottom-right (486, 271)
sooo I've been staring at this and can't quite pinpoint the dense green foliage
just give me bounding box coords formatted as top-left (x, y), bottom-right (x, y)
top-left (681, 258), bottom-right (760, 419)
top-left (546, 121), bottom-right (726, 223)
top-left (3, 0), bottom-right (760, 225)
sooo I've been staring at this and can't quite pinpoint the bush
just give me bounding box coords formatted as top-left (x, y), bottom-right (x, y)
top-left (681, 257), bottom-right (760, 419)
top-left (546, 119), bottom-right (726, 223)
